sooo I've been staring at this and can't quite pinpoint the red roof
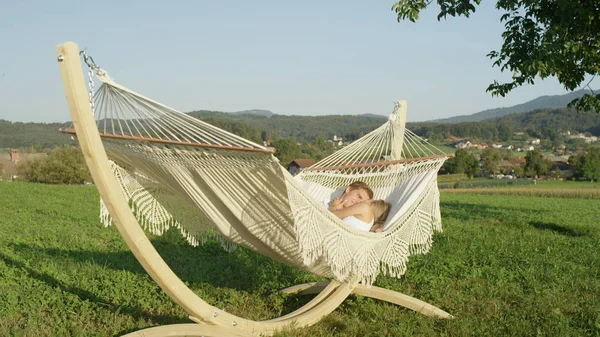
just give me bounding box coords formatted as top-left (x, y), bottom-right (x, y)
top-left (289, 159), bottom-right (316, 168)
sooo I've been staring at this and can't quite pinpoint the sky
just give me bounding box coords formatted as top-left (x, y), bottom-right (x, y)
top-left (0, 0), bottom-right (586, 123)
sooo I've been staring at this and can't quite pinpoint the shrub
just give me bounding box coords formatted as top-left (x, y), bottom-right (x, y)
top-left (18, 146), bottom-right (91, 184)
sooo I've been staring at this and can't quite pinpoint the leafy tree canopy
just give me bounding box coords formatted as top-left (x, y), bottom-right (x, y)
top-left (480, 148), bottom-right (502, 174)
top-left (523, 149), bottom-right (552, 177)
top-left (570, 147), bottom-right (600, 181)
top-left (392, 0), bottom-right (600, 112)
top-left (443, 148), bottom-right (479, 178)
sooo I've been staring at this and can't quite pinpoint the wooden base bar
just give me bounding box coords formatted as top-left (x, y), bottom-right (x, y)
top-left (120, 324), bottom-right (256, 337)
top-left (281, 282), bottom-right (454, 319)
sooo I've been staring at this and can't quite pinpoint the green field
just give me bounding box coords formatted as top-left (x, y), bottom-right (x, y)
top-left (0, 182), bottom-right (599, 336)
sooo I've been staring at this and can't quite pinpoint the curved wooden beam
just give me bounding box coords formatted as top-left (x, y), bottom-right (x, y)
top-left (56, 41), bottom-right (355, 337)
top-left (120, 324), bottom-right (256, 337)
top-left (281, 282), bottom-right (453, 319)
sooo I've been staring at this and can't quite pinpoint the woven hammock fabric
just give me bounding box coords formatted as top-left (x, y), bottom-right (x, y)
top-left (85, 71), bottom-right (449, 285)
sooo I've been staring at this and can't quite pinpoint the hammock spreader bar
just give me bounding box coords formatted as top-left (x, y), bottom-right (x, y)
top-left (60, 127), bottom-right (276, 154)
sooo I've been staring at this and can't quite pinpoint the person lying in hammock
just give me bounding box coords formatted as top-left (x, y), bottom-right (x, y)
top-left (332, 199), bottom-right (391, 233)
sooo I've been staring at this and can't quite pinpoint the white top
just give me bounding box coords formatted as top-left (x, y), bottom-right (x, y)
top-left (342, 216), bottom-right (374, 232)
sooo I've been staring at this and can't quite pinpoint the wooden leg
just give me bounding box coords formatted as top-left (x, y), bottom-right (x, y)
top-left (282, 282), bottom-right (453, 319)
top-left (267, 281), bottom-right (341, 321)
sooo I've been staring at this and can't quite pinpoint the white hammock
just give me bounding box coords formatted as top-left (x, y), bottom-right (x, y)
top-left (62, 65), bottom-right (449, 285)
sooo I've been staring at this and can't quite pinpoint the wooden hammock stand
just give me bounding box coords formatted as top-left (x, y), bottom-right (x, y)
top-left (56, 41), bottom-right (452, 337)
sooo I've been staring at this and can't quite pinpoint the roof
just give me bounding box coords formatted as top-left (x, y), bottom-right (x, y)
top-left (288, 159), bottom-right (316, 168)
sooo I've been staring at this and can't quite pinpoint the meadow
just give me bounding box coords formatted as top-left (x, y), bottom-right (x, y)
top-left (0, 181), bottom-right (598, 336)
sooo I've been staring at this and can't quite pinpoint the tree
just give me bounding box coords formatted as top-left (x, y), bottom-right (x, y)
top-left (500, 148), bottom-right (513, 161)
top-left (271, 137), bottom-right (300, 167)
top-left (523, 150), bottom-right (552, 177)
top-left (392, 1), bottom-right (600, 112)
top-left (443, 149), bottom-right (479, 178)
top-left (498, 124), bottom-right (512, 142)
top-left (480, 148), bottom-right (502, 175)
top-left (576, 148), bottom-right (600, 181)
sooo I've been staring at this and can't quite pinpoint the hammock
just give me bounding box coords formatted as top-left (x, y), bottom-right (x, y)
top-left (56, 42), bottom-right (453, 337)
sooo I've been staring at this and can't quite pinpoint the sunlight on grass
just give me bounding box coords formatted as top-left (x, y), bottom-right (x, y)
top-left (0, 181), bottom-right (598, 336)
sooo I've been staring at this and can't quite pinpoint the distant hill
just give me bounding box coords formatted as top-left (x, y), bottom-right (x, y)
top-left (360, 113), bottom-right (387, 119)
top-left (432, 89), bottom-right (594, 123)
top-left (0, 119), bottom-right (75, 150)
top-left (494, 107), bottom-right (600, 135)
top-left (409, 106), bottom-right (600, 142)
top-left (230, 109), bottom-right (273, 117)
top-left (187, 110), bottom-right (386, 142)
top-left (4, 93), bottom-right (600, 150)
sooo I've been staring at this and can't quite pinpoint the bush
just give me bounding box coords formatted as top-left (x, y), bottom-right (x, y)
top-left (18, 146), bottom-right (91, 184)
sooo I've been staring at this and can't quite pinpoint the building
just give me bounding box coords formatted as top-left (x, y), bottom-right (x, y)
top-left (456, 141), bottom-right (472, 149)
top-left (287, 159), bottom-right (316, 176)
top-left (0, 149), bottom-right (48, 178)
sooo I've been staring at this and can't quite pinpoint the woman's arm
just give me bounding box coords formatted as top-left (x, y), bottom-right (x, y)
top-left (331, 202), bottom-right (372, 222)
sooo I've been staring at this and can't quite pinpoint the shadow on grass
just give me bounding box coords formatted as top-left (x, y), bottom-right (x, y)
top-left (9, 234), bottom-right (307, 293)
top-left (0, 251), bottom-right (187, 327)
top-left (528, 221), bottom-right (586, 237)
top-left (8, 232), bottom-right (320, 320)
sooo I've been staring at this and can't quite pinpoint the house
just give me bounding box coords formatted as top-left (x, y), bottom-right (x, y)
top-left (547, 156), bottom-right (574, 178)
top-left (530, 139), bottom-right (541, 145)
top-left (470, 142), bottom-right (487, 150)
top-left (0, 149), bottom-right (48, 178)
top-left (456, 141), bottom-right (472, 149)
top-left (505, 145), bottom-right (514, 150)
top-left (287, 159), bottom-right (316, 176)
top-left (566, 133), bottom-right (597, 143)
top-left (332, 135), bottom-right (343, 146)
top-left (492, 143), bottom-right (503, 149)
top-left (522, 145), bottom-right (535, 151)
top-left (498, 157), bottom-right (525, 170)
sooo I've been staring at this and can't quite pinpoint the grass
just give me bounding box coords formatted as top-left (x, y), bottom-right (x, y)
top-left (1, 181), bottom-right (599, 336)
top-left (442, 180), bottom-right (600, 198)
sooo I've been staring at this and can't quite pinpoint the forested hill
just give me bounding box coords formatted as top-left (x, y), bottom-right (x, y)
top-left (496, 107), bottom-right (600, 135)
top-left (187, 110), bottom-right (386, 142)
top-left (2, 107), bottom-right (600, 150)
top-left (431, 89), bottom-right (594, 124)
top-left (0, 119), bottom-right (75, 150)
top-left (410, 107), bottom-right (600, 141)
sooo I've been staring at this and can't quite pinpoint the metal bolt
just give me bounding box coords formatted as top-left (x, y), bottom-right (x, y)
top-left (57, 55), bottom-right (64, 62)
top-left (232, 321), bottom-right (237, 326)
top-left (213, 311), bottom-right (218, 318)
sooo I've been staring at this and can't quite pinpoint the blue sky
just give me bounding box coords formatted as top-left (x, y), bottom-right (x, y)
top-left (0, 1), bottom-right (583, 123)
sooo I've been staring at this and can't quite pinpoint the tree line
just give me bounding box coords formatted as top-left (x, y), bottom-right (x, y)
top-left (443, 147), bottom-right (600, 181)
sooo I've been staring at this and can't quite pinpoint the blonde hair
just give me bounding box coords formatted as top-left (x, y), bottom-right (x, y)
top-left (369, 200), bottom-right (391, 232)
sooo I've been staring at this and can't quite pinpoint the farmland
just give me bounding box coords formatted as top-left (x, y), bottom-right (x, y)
top-left (0, 181), bottom-right (598, 336)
